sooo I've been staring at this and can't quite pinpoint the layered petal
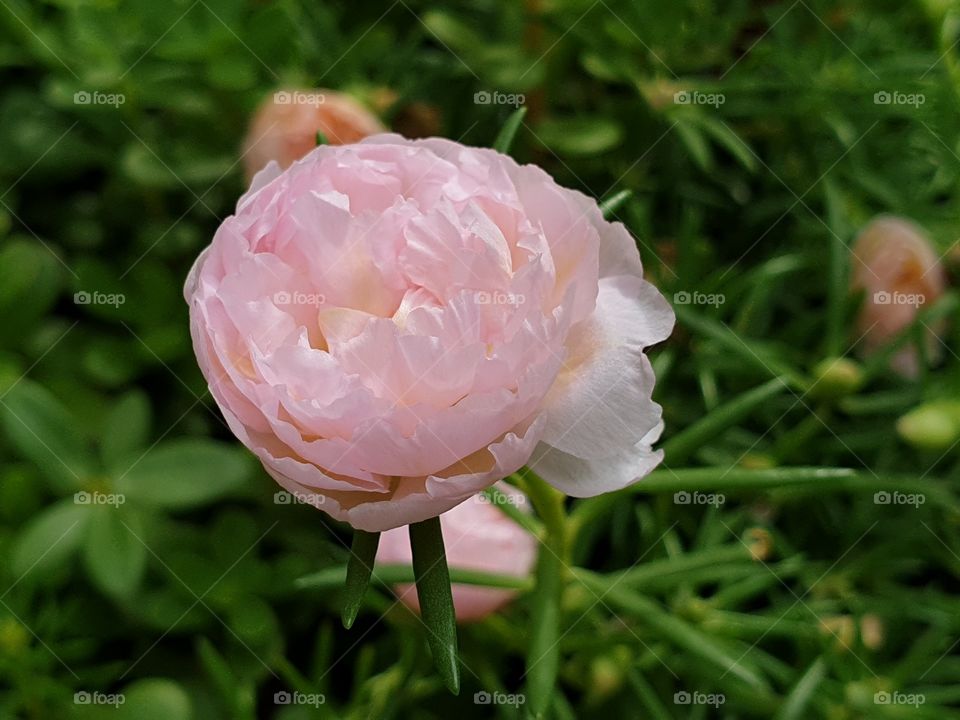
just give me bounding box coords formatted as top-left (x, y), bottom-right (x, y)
top-left (186, 134), bottom-right (672, 530)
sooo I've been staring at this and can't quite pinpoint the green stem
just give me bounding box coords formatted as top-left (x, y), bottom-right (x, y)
top-left (518, 468), bottom-right (568, 557)
top-left (518, 469), bottom-right (567, 717)
top-left (409, 516), bottom-right (460, 695)
top-left (482, 485), bottom-right (545, 536)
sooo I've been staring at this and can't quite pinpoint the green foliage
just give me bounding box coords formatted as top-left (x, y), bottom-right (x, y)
top-left (2, 0), bottom-right (960, 718)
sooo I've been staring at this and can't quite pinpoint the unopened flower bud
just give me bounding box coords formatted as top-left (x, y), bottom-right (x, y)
top-left (896, 399), bottom-right (960, 450)
top-left (860, 614), bottom-right (885, 650)
top-left (851, 216), bottom-right (947, 378)
top-left (811, 357), bottom-right (864, 399)
top-left (747, 528), bottom-right (773, 561)
top-left (243, 88), bottom-right (385, 181)
top-left (820, 615), bottom-right (856, 651)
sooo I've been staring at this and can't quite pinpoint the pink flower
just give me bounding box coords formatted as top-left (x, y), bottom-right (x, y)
top-left (851, 216), bottom-right (947, 377)
top-left (376, 485), bottom-right (536, 621)
top-left (185, 135), bottom-right (674, 531)
top-left (243, 89), bottom-right (385, 181)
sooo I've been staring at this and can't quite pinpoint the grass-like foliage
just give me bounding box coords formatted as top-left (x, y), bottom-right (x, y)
top-left (1, 0), bottom-right (959, 718)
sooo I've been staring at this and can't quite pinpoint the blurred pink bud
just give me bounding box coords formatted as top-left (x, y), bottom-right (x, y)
top-left (243, 88), bottom-right (385, 181)
top-left (376, 485), bottom-right (536, 622)
top-left (851, 216), bottom-right (947, 377)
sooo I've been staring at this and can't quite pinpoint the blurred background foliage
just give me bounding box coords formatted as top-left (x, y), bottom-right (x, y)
top-left (2, 0), bottom-right (960, 718)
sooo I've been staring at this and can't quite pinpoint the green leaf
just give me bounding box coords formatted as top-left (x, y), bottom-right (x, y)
top-left (122, 144), bottom-right (180, 189)
top-left (662, 377), bottom-right (791, 465)
top-left (674, 119), bottom-right (713, 171)
top-left (526, 544), bottom-right (561, 717)
top-left (421, 10), bottom-right (484, 51)
top-left (626, 665), bottom-right (673, 720)
top-left (409, 516), bottom-right (460, 695)
top-left (206, 52), bottom-right (257, 92)
top-left (1, 380), bottom-right (94, 490)
top-left (773, 657), bottom-right (827, 720)
top-left (587, 576), bottom-right (769, 690)
top-left (341, 529), bottom-right (380, 629)
top-left (599, 189), bottom-right (633, 220)
top-left (197, 637), bottom-right (256, 720)
top-left (0, 239), bottom-right (62, 345)
top-left (101, 390), bottom-right (152, 472)
top-left (11, 499), bottom-right (90, 579)
top-left (226, 595), bottom-right (281, 649)
top-left (625, 467), bottom-right (955, 509)
top-left (82, 506), bottom-right (147, 599)
top-left (674, 305), bottom-right (809, 390)
top-left (492, 107), bottom-right (527, 155)
top-left (115, 439), bottom-right (253, 510)
top-left (536, 117), bottom-right (624, 156)
top-left (822, 177), bottom-right (849, 358)
top-left (696, 115), bottom-right (758, 172)
top-left (116, 678), bottom-right (192, 720)
top-left (580, 51), bottom-right (626, 83)
top-left (82, 336), bottom-right (144, 387)
top-left (296, 564), bottom-right (531, 591)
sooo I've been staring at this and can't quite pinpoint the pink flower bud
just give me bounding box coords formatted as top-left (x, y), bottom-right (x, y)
top-left (376, 486), bottom-right (536, 622)
top-left (851, 216), bottom-right (947, 377)
top-left (243, 89), bottom-right (385, 181)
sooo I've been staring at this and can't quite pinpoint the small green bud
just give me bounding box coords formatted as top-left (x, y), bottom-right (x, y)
top-left (810, 357), bottom-right (864, 400)
top-left (897, 400), bottom-right (960, 451)
top-left (588, 646), bottom-right (631, 699)
top-left (0, 618), bottom-right (29, 656)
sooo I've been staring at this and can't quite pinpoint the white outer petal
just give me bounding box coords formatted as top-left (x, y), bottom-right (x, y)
top-left (539, 275), bottom-right (673, 460)
top-left (530, 421), bottom-right (664, 497)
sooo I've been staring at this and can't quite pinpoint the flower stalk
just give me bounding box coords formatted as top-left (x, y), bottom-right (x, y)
top-left (409, 516), bottom-right (460, 695)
